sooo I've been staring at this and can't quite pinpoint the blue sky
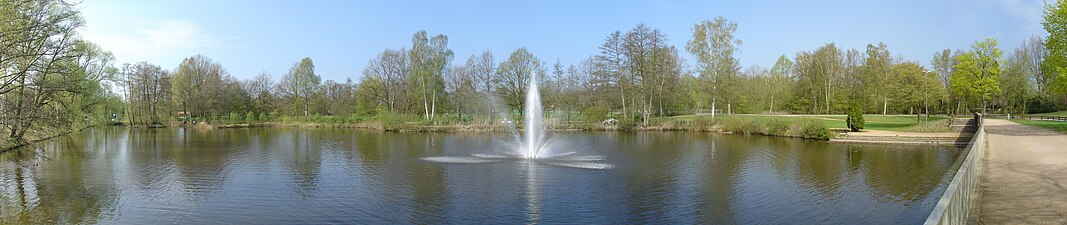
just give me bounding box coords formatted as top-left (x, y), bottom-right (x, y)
top-left (79, 0), bottom-right (1046, 82)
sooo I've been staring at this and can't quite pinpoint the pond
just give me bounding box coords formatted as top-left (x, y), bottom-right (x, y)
top-left (0, 127), bottom-right (961, 224)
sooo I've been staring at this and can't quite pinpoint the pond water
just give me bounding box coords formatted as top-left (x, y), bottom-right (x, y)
top-left (0, 127), bottom-right (962, 224)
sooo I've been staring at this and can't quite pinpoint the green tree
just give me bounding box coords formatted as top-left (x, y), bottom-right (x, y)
top-left (686, 16), bottom-right (742, 117)
top-left (887, 62), bottom-right (940, 114)
top-left (279, 57), bottom-right (320, 117)
top-left (123, 62), bottom-right (170, 125)
top-left (362, 49), bottom-right (410, 113)
top-left (1043, 0), bottom-right (1067, 95)
top-left (767, 55), bottom-right (794, 113)
top-left (172, 55), bottom-right (230, 121)
top-left (495, 48), bottom-right (544, 116)
top-left (467, 51), bottom-right (496, 121)
top-left (408, 30), bottom-right (453, 121)
top-left (0, 0), bottom-right (114, 145)
top-left (623, 23), bottom-right (681, 125)
top-left (794, 43), bottom-right (844, 114)
top-left (951, 38), bottom-right (1003, 114)
top-left (863, 43), bottom-right (893, 115)
top-left (1001, 56), bottom-right (1032, 113)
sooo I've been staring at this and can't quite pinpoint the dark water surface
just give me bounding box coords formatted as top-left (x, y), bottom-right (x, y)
top-left (0, 127), bottom-right (962, 224)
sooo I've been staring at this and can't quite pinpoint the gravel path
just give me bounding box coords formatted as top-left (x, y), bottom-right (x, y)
top-left (979, 119), bottom-right (1067, 224)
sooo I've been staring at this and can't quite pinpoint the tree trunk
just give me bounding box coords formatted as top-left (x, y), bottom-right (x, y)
top-left (619, 86), bottom-right (627, 119)
top-left (770, 95), bottom-right (775, 114)
top-left (882, 96), bottom-right (887, 116)
top-left (644, 95), bottom-right (652, 126)
top-left (711, 95), bottom-right (716, 119)
top-left (422, 84), bottom-right (430, 121)
top-left (430, 89), bottom-right (437, 121)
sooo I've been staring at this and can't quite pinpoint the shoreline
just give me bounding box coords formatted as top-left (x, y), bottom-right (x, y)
top-left (121, 120), bottom-right (840, 140)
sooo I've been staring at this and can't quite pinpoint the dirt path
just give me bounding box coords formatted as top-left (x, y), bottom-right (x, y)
top-left (979, 119), bottom-right (1067, 224)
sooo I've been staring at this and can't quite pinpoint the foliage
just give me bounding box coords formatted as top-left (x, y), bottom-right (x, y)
top-left (582, 105), bottom-right (610, 123)
top-left (496, 48), bottom-right (543, 114)
top-left (1026, 95), bottom-right (1061, 113)
top-left (0, 6), bottom-right (1059, 138)
top-left (847, 103), bottom-right (865, 131)
top-left (279, 57), bottom-right (320, 117)
top-left (0, 0), bottom-right (117, 146)
top-left (1043, 0), bottom-right (1067, 94)
top-left (171, 55), bottom-right (240, 122)
top-left (408, 30), bottom-right (453, 121)
top-left (950, 39), bottom-right (1003, 113)
top-left (686, 17), bottom-right (742, 116)
top-left (799, 120), bottom-right (832, 140)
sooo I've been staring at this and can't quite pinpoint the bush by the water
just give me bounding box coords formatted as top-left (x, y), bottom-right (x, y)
top-left (715, 118), bottom-right (832, 140)
top-left (799, 120), bottom-right (832, 140)
top-left (582, 106), bottom-right (610, 124)
top-left (763, 119), bottom-right (790, 136)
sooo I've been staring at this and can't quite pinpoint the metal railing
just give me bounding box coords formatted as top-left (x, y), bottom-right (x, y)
top-left (924, 113), bottom-right (985, 225)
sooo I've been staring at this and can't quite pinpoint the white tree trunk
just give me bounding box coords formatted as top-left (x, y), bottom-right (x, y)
top-left (431, 89), bottom-right (437, 121)
top-left (770, 95), bottom-right (775, 114)
top-left (711, 96), bottom-right (716, 119)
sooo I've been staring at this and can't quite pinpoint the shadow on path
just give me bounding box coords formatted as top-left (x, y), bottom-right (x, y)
top-left (979, 119), bottom-right (1067, 224)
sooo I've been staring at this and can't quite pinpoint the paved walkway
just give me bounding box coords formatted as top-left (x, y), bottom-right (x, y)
top-left (980, 119), bottom-right (1067, 224)
top-left (845, 129), bottom-right (969, 138)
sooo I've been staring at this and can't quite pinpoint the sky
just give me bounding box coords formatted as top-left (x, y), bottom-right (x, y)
top-left (78, 0), bottom-right (1047, 82)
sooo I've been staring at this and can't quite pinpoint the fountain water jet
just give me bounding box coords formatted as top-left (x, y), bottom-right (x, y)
top-left (523, 71), bottom-right (545, 158)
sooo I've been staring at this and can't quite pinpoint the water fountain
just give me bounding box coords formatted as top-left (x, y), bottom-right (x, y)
top-left (523, 72), bottom-right (545, 158)
top-left (423, 70), bottom-right (611, 169)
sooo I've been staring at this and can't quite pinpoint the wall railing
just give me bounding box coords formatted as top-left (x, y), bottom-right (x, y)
top-left (924, 113), bottom-right (985, 225)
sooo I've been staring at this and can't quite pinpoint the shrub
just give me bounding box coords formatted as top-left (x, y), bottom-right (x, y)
top-left (582, 106), bottom-right (609, 123)
top-left (228, 112), bottom-right (241, 124)
top-left (616, 117), bottom-right (637, 130)
top-left (1027, 96), bottom-right (1060, 114)
top-left (799, 120), bottom-right (832, 140)
top-left (846, 104), bottom-right (864, 132)
top-left (720, 119), bottom-right (756, 134)
top-left (691, 117), bottom-right (711, 131)
top-left (764, 119), bottom-right (789, 136)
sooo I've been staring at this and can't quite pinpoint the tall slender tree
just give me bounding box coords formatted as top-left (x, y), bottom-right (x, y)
top-left (686, 16), bottom-right (742, 118)
top-left (279, 57), bottom-right (320, 117)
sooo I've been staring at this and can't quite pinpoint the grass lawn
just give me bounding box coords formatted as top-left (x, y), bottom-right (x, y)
top-left (661, 114), bottom-right (949, 132)
top-left (1031, 110), bottom-right (1067, 117)
top-left (1011, 119), bottom-right (1067, 134)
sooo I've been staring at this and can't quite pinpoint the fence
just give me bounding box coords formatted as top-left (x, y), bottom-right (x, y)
top-left (924, 113), bottom-right (985, 225)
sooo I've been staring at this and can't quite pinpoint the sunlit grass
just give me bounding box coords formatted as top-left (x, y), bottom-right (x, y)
top-left (1011, 119), bottom-right (1067, 134)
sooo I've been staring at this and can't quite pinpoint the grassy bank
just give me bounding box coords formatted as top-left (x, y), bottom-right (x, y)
top-left (1011, 119), bottom-right (1067, 134)
top-left (655, 114), bottom-right (950, 132)
top-left (130, 114), bottom-right (953, 141)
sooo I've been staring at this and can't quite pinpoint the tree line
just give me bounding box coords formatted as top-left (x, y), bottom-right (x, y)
top-left (6, 0), bottom-right (1067, 144)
